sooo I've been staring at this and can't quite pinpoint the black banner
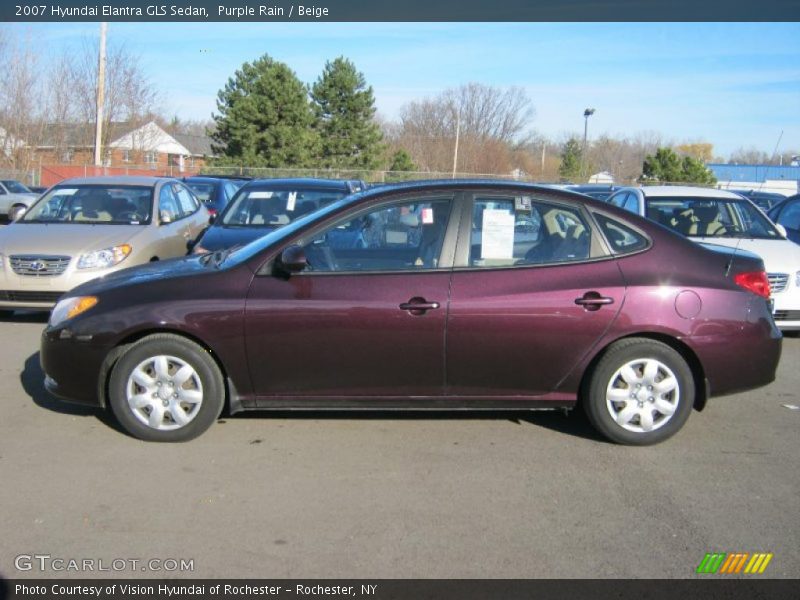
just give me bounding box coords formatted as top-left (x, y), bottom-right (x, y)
top-left (2, 579), bottom-right (799, 600)
top-left (3, 0), bottom-right (800, 22)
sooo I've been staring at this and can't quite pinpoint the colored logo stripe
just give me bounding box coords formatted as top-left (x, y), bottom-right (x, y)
top-left (696, 552), bottom-right (773, 574)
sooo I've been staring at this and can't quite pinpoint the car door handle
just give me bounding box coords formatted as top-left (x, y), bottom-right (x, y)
top-left (399, 297), bottom-right (440, 315)
top-left (575, 292), bottom-right (614, 311)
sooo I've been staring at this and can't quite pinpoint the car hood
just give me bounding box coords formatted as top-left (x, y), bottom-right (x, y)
top-left (0, 223), bottom-right (145, 256)
top-left (198, 224), bottom-right (276, 252)
top-left (694, 237), bottom-right (800, 272)
top-left (8, 192), bottom-right (39, 200)
top-left (69, 255), bottom-right (210, 297)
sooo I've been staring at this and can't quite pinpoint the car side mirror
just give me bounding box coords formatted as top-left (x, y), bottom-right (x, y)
top-left (776, 223), bottom-right (788, 238)
top-left (9, 205), bottom-right (27, 221)
top-left (276, 245), bottom-right (308, 276)
top-left (160, 210), bottom-right (173, 224)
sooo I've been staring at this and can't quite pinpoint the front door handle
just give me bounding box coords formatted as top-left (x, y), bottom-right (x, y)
top-left (575, 291), bottom-right (614, 311)
top-left (399, 297), bottom-right (440, 315)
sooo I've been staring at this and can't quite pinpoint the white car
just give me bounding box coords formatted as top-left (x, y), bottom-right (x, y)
top-left (607, 186), bottom-right (800, 331)
top-left (0, 180), bottom-right (40, 218)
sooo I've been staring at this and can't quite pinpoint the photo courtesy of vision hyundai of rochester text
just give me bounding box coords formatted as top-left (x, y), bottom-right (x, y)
top-left (28, 180), bottom-right (781, 445)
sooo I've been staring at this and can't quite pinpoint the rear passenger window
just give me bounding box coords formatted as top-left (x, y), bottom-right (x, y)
top-left (594, 214), bottom-right (649, 254)
top-left (470, 197), bottom-right (591, 267)
top-left (175, 185), bottom-right (199, 217)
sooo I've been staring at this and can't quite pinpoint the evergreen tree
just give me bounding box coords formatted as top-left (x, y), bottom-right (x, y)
top-left (211, 54), bottom-right (317, 167)
top-left (558, 138), bottom-right (582, 181)
top-left (388, 149), bottom-right (417, 172)
top-left (641, 147), bottom-right (716, 184)
top-left (310, 57), bottom-right (384, 169)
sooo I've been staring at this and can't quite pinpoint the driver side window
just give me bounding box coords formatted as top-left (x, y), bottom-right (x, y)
top-left (300, 198), bottom-right (452, 273)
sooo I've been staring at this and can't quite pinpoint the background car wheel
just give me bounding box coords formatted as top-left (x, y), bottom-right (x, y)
top-left (108, 334), bottom-right (224, 442)
top-left (583, 338), bottom-right (694, 445)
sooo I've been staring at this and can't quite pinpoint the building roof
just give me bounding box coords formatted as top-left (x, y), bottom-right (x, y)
top-left (173, 133), bottom-right (213, 156)
top-left (708, 163), bottom-right (800, 183)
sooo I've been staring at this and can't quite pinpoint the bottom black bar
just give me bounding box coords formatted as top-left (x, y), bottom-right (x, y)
top-left (1, 579), bottom-right (798, 600)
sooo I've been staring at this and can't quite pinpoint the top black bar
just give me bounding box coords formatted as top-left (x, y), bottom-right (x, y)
top-left (4, 0), bottom-right (800, 22)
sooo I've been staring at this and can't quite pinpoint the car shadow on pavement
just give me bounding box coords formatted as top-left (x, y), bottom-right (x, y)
top-left (233, 408), bottom-right (609, 444)
top-left (21, 352), bottom-right (125, 433)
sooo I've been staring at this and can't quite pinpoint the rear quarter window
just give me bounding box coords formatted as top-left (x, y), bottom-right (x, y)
top-left (594, 213), bottom-right (649, 254)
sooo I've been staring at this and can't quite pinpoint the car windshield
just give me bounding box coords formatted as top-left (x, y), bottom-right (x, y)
top-left (186, 182), bottom-right (214, 203)
top-left (221, 187), bottom-right (346, 227)
top-left (21, 185), bottom-right (154, 225)
top-left (2, 180), bottom-right (32, 194)
top-left (645, 196), bottom-right (781, 240)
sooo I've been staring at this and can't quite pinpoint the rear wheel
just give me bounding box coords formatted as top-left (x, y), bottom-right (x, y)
top-left (108, 334), bottom-right (224, 442)
top-left (583, 338), bottom-right (694, 445)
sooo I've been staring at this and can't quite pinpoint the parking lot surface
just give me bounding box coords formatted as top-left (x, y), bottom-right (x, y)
top-left (0, 313), bottom-right (797, 579)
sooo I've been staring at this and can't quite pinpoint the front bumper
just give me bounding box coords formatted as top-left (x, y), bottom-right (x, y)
top-left (40, 327), bottom-right (111, 406)
top-left (772, 284), bottom-right (800, 331)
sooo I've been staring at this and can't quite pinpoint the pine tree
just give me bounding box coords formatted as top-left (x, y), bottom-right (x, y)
top-left (310, 57), bottom-right (384, 169)
top-left (211, 54), bottom-right (317, 168)
top-left (558, 138), bottom-right (582, 181)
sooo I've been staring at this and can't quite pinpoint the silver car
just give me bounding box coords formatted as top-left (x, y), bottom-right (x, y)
top-left (0, 179), bottom-right (40, 218)
top-left (0, 176), bottom-right (209, 313)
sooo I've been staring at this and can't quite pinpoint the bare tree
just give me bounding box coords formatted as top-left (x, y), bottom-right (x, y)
top-left (394, 83), bottom-right (535, 174)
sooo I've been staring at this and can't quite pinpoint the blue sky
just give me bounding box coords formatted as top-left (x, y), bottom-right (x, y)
top-left (14, 22), bottom-right (800, 156)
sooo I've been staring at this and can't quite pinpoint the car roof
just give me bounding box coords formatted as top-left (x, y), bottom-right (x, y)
top-left (55, 176), bottom-right (169, 187)
top-left (246, 178), bottom-right (360, 189)
top-left (635, 186), bottom-right (743, 199)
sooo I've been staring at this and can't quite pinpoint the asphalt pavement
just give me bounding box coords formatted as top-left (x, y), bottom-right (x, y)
top-left (0, 312), bottom-right (797, 579)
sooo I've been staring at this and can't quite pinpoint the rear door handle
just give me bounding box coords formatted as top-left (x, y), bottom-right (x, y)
top-left (399, 297), bottom-right (440, 315)
top-left (575, 292), bottom-right (614, 311)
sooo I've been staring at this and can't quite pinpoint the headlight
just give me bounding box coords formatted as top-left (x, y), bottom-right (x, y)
top-left (49, 296), bottom-right (98, 327)
top-left (77, 244), bottom-right (131, 269)
top-left (796, 271), bottom-right (800, 288)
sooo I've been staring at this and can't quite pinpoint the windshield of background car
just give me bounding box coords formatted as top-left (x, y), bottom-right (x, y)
top-left (2, 180), bottom-right (32, 194)
top-left (187, 183), bottom-right (214, 203)
top-left (221, 187), bottom-right (347, 227)
top-left (21, 185), bottom-right (154, 225)
top-left (645, 196), bottom-right (780, 239)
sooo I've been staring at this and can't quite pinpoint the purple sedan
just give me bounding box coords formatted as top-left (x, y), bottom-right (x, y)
top-left (40, 180), bottom-right (781, 444)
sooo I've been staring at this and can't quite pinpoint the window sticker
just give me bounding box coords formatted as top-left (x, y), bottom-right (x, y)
top-left (422, 207), bottom-right (434, 224)
top-left (386, 230), bottom-right (409, 244)
top-left (286, 191), bottom-right (297, 211)
top-left (249, 191), bottom-right (274, 199)
top-left (481, 209), bottom-right (515, 260)
top-left (515, 196), bottom-right (532, 212)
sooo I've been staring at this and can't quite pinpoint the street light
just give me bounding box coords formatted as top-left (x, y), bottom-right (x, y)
top-left (581, 108), bottom-right (595, 181)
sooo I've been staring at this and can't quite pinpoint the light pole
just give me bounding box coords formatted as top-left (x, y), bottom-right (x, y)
top-left (581, 108), bottom-right (595, 181)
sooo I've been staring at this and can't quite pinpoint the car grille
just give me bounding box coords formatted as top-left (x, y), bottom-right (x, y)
top-left (9, 255), bottom-right (71, 277)
top-left (0, 290), bottom-right (64, 303)
top-left (773, 310), bottom-right (800, 321)
top-left (767, 273), bottom-right (789, 293)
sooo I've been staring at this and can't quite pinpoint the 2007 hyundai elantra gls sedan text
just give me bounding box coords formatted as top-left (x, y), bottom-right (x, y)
top-left (40, 181), bottom-right (781, 444)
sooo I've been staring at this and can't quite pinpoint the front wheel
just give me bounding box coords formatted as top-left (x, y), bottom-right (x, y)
top-left (108, 334), bottom-right (225, 442)
top-left (583, 338), bottom-right (695, 445)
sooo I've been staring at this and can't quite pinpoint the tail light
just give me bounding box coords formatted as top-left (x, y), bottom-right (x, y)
top-left (207, 207), bottom-right (217, 217)
top-left (734, 271), bottom-right (771, 299)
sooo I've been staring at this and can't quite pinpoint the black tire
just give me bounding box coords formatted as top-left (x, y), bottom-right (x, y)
top-left (108, 334), bottom-right (225, 442)
top-left (583, 338), bottom-right (694, 446)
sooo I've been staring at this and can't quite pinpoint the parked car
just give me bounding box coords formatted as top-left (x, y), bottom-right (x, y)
top-left (731, 189), bottom-right (787, 212)
top-left (566, 184), bottom-right (622, 201)
top-left (191, 178), bottom-right (367, 254)
top-left (607, 185), bottom-right (800, 331)
top-left (0, 180), bottom-right (40, 219)
top-left (40, 180), bottom-right (780, 444)
top-left (768, 194), bottom-right (800, 246)
top-left (181, 176), bottom-right (248, 219)
top-left (0, 176), bottom-right (209, 314)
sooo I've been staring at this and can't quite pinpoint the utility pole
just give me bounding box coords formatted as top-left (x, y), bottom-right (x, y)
top-left (93, 22), bottom-right (107, 168)
top-left (451, 107), bottom-right (460, 179)
top-left (580, 108), bottom-right (595, 181)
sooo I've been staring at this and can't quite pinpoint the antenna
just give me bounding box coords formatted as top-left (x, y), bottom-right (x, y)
top-left (758, 130), bottom-right (783, 192)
